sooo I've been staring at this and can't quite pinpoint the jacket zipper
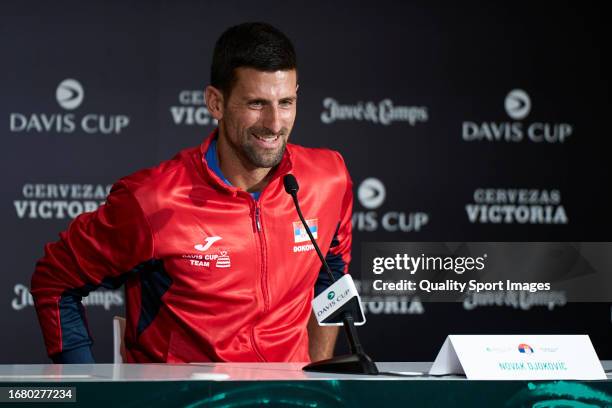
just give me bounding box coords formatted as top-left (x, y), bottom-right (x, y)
top-left (251, 200), bottom-right (269, 361)
top-left (253, 203), bottom-right (269, 311)
top-left (255, 206), bottom-right (262, 231)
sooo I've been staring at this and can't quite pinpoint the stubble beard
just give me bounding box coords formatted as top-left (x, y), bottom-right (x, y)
top-left (229, 126), bottom-right (289, 169)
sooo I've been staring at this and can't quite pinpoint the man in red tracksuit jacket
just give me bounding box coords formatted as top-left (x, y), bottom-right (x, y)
top-left (30, 22), bottom-right (353, 363)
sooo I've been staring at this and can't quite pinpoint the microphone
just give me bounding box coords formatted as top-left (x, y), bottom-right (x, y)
top-left (282, 173), bottom-right (299, 195)
top-left (283, 174), bottom-right (378, 375)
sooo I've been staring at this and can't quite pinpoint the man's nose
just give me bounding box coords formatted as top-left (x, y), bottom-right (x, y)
top-left (262, 105), bottom-right (282, 135)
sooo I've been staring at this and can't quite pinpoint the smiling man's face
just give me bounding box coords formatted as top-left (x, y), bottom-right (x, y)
top-left (218, 67), bottom-right (298, 169)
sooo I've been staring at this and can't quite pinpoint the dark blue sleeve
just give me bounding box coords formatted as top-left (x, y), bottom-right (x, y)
top-left (51, 344), bottom-right (95, 364)
top-left (51, 277), bottom-right (128, 364)
top-left (54, 291), bottom-right (95, 364)
top-left (314, 223), bottom-right (346, 296)
top-left (55, 291), bottom-right (94, 362)
top-left (315, 254), bottom-right (346, 296)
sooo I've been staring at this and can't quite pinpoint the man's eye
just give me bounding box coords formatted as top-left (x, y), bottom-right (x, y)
top-left (279, 100), bottom-right (294, 107)
top-left (248, 101), bottom-right (264, 108)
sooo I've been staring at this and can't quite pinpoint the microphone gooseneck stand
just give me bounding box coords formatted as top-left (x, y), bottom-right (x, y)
top-left (283, 174), bottom-right (378, 375)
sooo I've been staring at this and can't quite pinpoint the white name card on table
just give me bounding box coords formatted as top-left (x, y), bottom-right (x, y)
top-left (429, 335), bottom-right (606, 380)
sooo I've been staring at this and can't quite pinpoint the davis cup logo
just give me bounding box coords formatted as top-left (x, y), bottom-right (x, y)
top-left (56, 79), bottom-right (84, 110)
top-left (358, 178), bottom-right (386, 209)
top-left (462, 88), bottom-right (572, 144)
top-left (353, 177), bottom-right (429, 232)
top-left (327, 291), bottom-right (335, 300)
top-left (504, 89), bottom-right (531, 120)
top-left (215, 250), bottom-right (231, 268)
top-left (518, 343), bottom-right (534, 354)
top-left (9, 78), bottom-right (130, 134)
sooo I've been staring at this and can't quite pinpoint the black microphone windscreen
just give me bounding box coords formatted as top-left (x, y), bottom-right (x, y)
top-left (283, 174), bottom-right (299, 195)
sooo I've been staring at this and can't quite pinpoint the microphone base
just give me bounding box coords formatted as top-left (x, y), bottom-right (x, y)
top-left (302, 352), bottom-right (379, 375)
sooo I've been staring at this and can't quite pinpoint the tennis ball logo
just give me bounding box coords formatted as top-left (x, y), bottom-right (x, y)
top-left (56, 79), bottom-right (84, 110)
top-left (505, 89), bottom-right (531, 120)
top-left (358, 178), bottom-right (386, 209)
top-left (327, 291), bottom-right (335, 300)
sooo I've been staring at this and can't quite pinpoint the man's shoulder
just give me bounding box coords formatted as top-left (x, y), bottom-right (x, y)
top-left (287, 143), bottom-right (348, 174)
top-left (117, 145), bottom-right (201, 192)
top-left (286, 143), bottom-right (351, 189)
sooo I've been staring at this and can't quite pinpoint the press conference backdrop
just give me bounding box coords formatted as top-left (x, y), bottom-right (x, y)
top-left (1, 1), bottom-right (610, 363)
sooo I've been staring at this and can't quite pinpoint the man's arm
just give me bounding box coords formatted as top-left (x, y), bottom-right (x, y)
top-left (30, 182), bottom-right (153, 363)
top-left (307, 312), bottom-right (339, 361)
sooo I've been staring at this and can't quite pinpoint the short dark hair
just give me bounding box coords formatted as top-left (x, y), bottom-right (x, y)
top-left (211, 22), bottom-right (297, 95)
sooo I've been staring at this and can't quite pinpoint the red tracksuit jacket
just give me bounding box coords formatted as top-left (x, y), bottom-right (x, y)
top-left (31, 130), bottom-right (353, 363)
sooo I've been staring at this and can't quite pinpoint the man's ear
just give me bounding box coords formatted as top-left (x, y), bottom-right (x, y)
top-left (205, 85), bottom-right (224, 121)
